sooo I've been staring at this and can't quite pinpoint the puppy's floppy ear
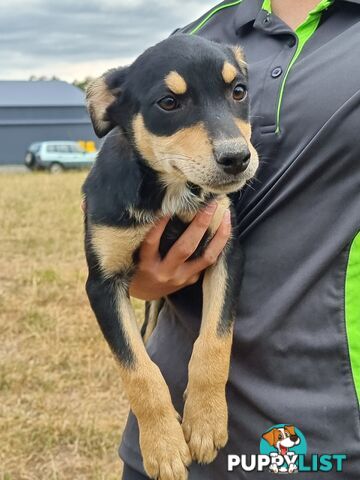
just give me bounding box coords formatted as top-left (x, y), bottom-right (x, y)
top-left (86, 66), bottom-right (129, 138)
top-left (262, 428), bottom-right (276, 446)
top-left (230, 45), bottom-right (248, 77)
top-left (284, 425), bottom-right (296, 436)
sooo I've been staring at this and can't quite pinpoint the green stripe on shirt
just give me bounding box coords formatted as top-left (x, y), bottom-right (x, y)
top-left (190, 0), bottom-right (243, 35)
top-left (262, 0), bottom-right (334, 133)
top-left (345, 231), bottom-right (360, 402)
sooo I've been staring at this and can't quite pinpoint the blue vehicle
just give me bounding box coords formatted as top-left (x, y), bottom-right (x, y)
top-left (25, 141), bottom-right (97, 173)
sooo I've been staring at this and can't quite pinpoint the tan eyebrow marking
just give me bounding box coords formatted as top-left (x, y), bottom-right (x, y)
top-left (222, 61), bottom-right (237, 84)
top-left (164, 71), bottom-right (187, 94)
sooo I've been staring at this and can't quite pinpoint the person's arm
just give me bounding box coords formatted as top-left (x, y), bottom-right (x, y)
top-left (129, 202), bottom-right (231, 300)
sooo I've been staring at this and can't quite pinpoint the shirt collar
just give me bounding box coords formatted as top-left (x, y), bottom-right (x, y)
top-left (233, 0), bottom-right (262, 29)
top-left (234, 0), bottom-right (360, 30)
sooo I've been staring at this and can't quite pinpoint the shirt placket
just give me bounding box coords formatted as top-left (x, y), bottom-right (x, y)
top-left (252, 1), bottom-right (334, 136)
top-left (252, 9), bottom-right (297, 136)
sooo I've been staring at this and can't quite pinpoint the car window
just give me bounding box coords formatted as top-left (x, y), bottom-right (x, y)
top-left (29, 143), bottom-right (41, 153)
top-left (57, 145), bottom-right (71, 153)
top-left (46, 144), bottom-right (72, 153)
top-left (68, 144), bottom-right (85, 153)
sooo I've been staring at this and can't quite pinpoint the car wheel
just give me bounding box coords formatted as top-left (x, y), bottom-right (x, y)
top-left (49, 162), bottom-right (64, 174)
top-left (25, 152), bottom-right (36, 169)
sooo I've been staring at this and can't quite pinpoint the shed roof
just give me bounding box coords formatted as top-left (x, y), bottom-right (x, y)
top-left (0, 80), bottom-right (86, 107)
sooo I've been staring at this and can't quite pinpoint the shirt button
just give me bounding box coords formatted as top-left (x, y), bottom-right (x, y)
top-left (288, 37), bottom-right (296, 48)
top-left (271, 67), bottom-right (283, 78)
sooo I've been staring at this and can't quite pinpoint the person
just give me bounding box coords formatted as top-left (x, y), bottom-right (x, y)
top-left (118, 0), bottom-right (360, 478)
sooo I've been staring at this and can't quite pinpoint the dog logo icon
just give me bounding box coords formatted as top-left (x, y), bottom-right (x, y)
top-left (228, 424), bottom-right (346, 474)
top-left (260, 424), bottom-right (306, 474)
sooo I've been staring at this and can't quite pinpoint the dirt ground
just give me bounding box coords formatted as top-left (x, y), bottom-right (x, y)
top-left (0, 171), bottom-right (144, 480)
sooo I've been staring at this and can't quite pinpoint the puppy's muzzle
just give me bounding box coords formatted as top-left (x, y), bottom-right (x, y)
top-left (215, 147), bottom-right (251, 175)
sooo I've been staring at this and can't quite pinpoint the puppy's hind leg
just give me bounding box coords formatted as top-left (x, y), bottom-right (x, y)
top-left (141, 299), bottom-right (165, 344)
top-left (86, 273), bottom-right (190, 480)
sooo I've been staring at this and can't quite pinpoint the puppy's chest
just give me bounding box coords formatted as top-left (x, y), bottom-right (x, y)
top-left (159, 216), bottom-right (207, 261)
top-left (90, 195), bottom-right (230, 278)
top-left (159, 197), bottom-right (230, 260)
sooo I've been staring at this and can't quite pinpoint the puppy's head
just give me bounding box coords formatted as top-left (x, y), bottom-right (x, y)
top-left (87, 34), bottom-right (258, 194)
top-left (262, 426), bottom-right (300, 453)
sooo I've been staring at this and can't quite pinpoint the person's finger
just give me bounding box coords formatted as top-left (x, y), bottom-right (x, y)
top-left (163, 202), bottom-right (218, 268)
top-left (183, 209), bottom-right (232, 275)
top-left (185, 273), bottom-right (201, 286)
top-left (139, 215), bottom-right (171, 258)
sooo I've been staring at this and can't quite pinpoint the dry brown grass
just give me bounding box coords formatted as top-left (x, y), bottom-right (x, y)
top-left (0, 171), bottom-right (144, 480)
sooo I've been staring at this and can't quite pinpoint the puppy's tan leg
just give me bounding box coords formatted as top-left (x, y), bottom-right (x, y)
top-left (182, 197), bottom-right (240, 464)
top-left (182, 257), bottom-right (233, 464)
top-left (87, 277), bottom-right (191, 480)
top-left (86, 224), bottom-right (191, 480)
top-left (118, 292), bottom-right (191, 480)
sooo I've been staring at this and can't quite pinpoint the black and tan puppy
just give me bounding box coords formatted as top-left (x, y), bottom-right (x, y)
top-left (83, 34), bottom-right (258, 480)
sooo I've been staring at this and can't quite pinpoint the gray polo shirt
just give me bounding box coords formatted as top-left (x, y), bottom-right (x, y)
top-left (120, 1), bottom-right (360, 478)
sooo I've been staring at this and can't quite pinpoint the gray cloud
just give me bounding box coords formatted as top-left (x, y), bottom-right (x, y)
top-left (0, 0), bottom-right (215, 80)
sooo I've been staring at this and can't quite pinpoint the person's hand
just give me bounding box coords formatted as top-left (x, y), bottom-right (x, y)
top-left (129, 202), bottom-right (231, 300)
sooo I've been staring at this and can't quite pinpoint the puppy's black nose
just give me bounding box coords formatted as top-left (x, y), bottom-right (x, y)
top-left (290, 435), bottom-right (298, 442)
top-left (216, 150), bottom-right (251, 175)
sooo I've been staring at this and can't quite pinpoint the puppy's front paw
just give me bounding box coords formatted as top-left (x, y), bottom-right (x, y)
top-left (182, 387), bottom-right (228, 464)
top-left (288, 464), bottom-right (298, 473)
top-left (140, 411), bottom-right (191, 480)
top-left (269, 464), bottom-right (279, 473)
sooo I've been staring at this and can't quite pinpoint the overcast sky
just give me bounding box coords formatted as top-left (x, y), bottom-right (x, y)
top-left (0, 0), bottom-right (215, 82)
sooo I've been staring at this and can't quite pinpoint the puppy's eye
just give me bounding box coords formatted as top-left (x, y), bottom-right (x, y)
top-left (157, 96), bottom-right (179, 111)
top-left (233, 84), bottom-right (247, 102)
top-left (278, 434), bottom-right (283, 440)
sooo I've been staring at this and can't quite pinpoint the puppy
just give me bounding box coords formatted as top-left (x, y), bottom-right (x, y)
top-left (262, 425), bottom-right (301, 473)
top-left (83, 34), bottom-right (258, 480)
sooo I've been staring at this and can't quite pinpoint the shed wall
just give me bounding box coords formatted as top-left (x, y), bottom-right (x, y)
top-left (0, 120), bottom-right (97, 165)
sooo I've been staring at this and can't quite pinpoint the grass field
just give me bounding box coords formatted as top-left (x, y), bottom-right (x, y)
top-left (0, 171), bottom-right (144, 480)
